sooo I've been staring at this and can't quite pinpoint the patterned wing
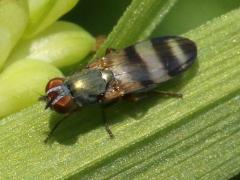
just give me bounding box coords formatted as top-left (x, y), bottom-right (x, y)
top-left (90, 36), bottom-right (197, 101)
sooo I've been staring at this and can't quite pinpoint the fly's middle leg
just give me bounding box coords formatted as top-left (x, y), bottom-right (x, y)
top-left (101, 107), bottom-right (114, 138)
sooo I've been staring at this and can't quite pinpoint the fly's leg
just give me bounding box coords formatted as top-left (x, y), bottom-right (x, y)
top-left (100, 100), bottom-right (119, 138)
top-left (124, 91), bottom-right (182, 103)
top-left (94, 35), bottom-right (116, 53)
top-left (152, 90), bottom-right (183, 98)
top-left (98, 91), bottom-right (182, 140)
top-left (44, 114), bottom-right (70, 143)
top-left (93, 35), bottom-right (106, 51)
top-left (44, 109), bottom-right (78, 143)
top-left (105, 48), bottom-right (117, 55)
top-left (101, 107), bottom-right (114, 138)
top-left (124, 93), bottom-right (148, 102)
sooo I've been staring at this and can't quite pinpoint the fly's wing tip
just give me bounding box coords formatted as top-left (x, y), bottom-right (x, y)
top-left (185, 37), bottom-right (198, 61)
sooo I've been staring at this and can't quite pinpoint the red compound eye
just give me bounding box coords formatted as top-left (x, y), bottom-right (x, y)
top-left (46, 78), bottom-right (65, 104)
top-left (45, 77), bottom-right (65, 92)
top-left (52, 96), bottom-right (74, 113)
top-left (45, 77), bottom-right (74, 113)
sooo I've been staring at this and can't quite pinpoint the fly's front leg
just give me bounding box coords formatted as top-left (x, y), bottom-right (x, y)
top-left (44, 108), bottom-right (79, 143)
top-left (44, 113), bottom-right (71, 143)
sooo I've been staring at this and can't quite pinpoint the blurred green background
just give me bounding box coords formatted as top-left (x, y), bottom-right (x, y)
top-left (63, 0), bottom-right (240, 37)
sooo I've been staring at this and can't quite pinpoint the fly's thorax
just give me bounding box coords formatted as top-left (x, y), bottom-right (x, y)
top-left (66, 69), bottom-right (114, 106)
top-left (101, 70), bottom-right (113, 83)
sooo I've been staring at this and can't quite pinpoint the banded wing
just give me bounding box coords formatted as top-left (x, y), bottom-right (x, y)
top-left (90, 36), bottom-right (197, 101)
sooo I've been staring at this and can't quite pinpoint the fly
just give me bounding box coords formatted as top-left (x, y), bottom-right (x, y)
top-left (41, 36), bottom-right (197, 142)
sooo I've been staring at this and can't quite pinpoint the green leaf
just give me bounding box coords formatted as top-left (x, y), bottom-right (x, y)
top-left (1, 4), bottom-right (240, 180)
top-left (95, 0), bottom-right (178, 58)
top-left (0, 0), bottom-right (28, 69)
top-left (0, 59), bottom-right (62, 118)
top-left (6, 21), bottom-right (95, 68)
top-left (25, 0), bottom-right (79, 38)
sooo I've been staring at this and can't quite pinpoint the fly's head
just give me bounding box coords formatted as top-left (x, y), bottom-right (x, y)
top-left (41, 77), bottom-right (75, 113)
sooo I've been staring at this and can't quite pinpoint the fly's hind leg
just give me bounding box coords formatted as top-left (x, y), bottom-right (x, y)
top-left (124, 93), bottom-right (148, 102)
top-left (124, 90), bottom-right (183, 102)
top-left (152, 90), bottom-right (183, 98)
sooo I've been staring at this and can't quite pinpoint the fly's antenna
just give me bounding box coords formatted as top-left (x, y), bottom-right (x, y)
top-left (44, 98), bottom-right (54, 109)
top-left (31, 90), bottom-right (46, 101)
top-left (38, 95), bottom-right (48, 101)
top-left (37, 92), bottom-right (52, 109)
top-left (33, 90), bottom-right (43, 96)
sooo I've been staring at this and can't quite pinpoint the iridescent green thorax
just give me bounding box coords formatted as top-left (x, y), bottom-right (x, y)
top-left (65, 69), bottom-right (113, 106)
